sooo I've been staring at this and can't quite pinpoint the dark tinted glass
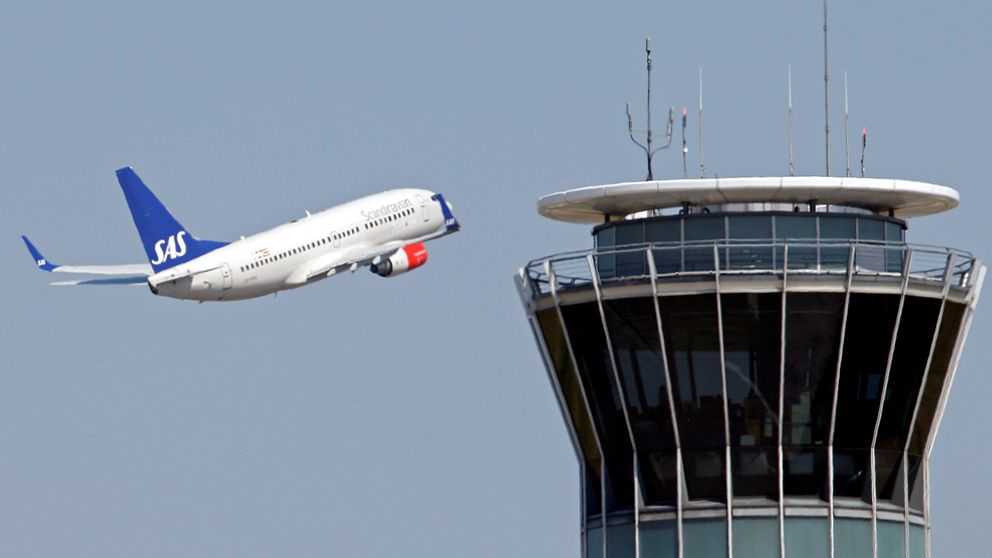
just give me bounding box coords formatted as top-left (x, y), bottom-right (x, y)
top-left (876, 297), bottom-right (941, 503)
top-left (721, 293), bottom-right (781, 498)
top-left (776, 215), bottom-right (817, 239)
top-left (782, 293), bottom-right (844, 497)
top-left (820, 217), bottom-right (857, 269)
top-left (646, 219), bottom-right (681, 243)
top-left (596, 227), bottom-right (616, 279)
top-left (729, 215), bottom-right (773, 239)
top-left (885, 221), bottom-right (904, 243)
top-left (561, 303), bottom-right (635, 511)
top-left (684, 216), bottom-right (726, 241)
top-left (659, 294), bottom-right (726, 501)
top-left (776, 215), bottom-right (818, 269)
top-left (858, 218), bottom-right (885, 241)
top-left (536, 309), bottom-right (603, 512)
top-left (647, 220), bottom-right (683, 274)
top-left (616, 222), bottom-right (644, 246)
top-left (856, 219), bottom-right (887, 271)
top-left (833, 293), bottom-right (900, 499)
top-left (616, 223), bottom-right (647, 276)
top-left (783, 448), bottom-right (828, 497)
top-left (684, 217), bottom-right (725, 272)
top-left (652, 244), bottom-right (682, 275)
top-left (729, 216), bottom-right (773, 270)
top-left (596, 225), bottom-right (615, 247)
top-left (604, 298), bottom-right (679, 504)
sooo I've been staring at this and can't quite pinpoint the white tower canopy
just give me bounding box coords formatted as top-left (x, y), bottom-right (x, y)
top-left (537, 176), bottom-right (960, 224)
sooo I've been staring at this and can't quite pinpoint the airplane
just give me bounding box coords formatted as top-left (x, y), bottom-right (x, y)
top-left (22, 167), bottom-right (460, 302)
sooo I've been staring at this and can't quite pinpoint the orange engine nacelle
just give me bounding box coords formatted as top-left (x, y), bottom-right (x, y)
top-left (370, 242), bottom-right (428, 277)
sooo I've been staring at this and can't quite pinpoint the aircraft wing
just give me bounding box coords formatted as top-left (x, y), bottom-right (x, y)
top-left (300, 226), bottom-right (455, 282)
top-left (22, 236), bottom-right (152, 286)
top-left (302, 241), bottom-right (405, 281)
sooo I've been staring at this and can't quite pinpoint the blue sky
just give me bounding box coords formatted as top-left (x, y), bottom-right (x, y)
top-left (2, 1), bottom-right (989, 556)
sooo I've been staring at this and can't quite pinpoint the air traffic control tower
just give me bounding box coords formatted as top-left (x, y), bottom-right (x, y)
top-left (515, 177), bottom-right (984, 558)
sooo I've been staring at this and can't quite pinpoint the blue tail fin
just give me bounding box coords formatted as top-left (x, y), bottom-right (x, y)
top-left (116, 167), bottom-right (227, 273)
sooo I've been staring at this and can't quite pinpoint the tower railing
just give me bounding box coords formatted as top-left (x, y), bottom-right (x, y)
top-left (524, 241), bottom-right (977, 296)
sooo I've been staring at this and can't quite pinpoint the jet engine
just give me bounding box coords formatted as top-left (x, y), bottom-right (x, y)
top-left (370, 242), bottom-right (428, 277)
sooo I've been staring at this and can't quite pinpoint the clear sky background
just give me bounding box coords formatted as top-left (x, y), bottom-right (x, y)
top-left (1, 1), bottom-right (988, 556)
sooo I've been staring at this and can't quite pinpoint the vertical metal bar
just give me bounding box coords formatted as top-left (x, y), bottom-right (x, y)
top-left (899, 254), bottom-right (955, 558)
top-left (824, 0), bottom-right (831, 176)
top-left (902, 456), bottom-right (910, 558)
top-left (924, 264), bottom-right (985, 457)
top-left (772, 216), bottom-right (778, 270)
top-left (869, 248), bottom-right (914, 558)
top-left (778, 246), bottom-right (789, 558)
top-left (923, 459), bottom-right (931, 558)
top-left (648, 249), bottom-right (685, 558)
top-left (922, 265), bottom-right (984, 558)
top-left (581, 459), bottom-right (588, 558)
top-left (518, 270), bottom-right (590, 556)
top-left (816, 217), bottom-right (822, 271)
top-left (827, 245), bottom-right (857, 558)
top-left (724, 216), bottom-right (730, 271)
top-left (526, 312), bottom-right (589, 554)
top-left (601, 455), bottom-right (607, 558)
top-left (633, 457), bottom-right (642, 558)
top-left (588, 253), bottom-right (642, 558)
top-left (524, 310), bottom-right (585, 471)
top-left (713, 243), bottom-right (735, 557)
top-left (549, 261), bottom-right (610, 558)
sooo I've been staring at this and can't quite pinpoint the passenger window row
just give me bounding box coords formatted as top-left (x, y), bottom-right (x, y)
top-left (239, 229), bottom-right (346, 273)
top-left (239, 207), bottom-right (416, 274)
top-left (364, 207), bottom-right (415, 230)
top-left (333, 226), bottom-right (360, 241)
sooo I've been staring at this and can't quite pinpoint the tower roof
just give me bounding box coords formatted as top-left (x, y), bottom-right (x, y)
top-left (537, 176), bottom-right (959, 224)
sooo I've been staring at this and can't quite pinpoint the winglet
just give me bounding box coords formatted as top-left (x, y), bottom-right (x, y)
top-left (433, 193), bottom-right (460, 232)
top-left (21, 235), bottom-right (58, 271)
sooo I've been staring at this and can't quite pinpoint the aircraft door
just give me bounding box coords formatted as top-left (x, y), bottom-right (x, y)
top-left (221, 263), bottom-right (232, 290)
top-left (331, 231), bottom-right (341, 248)
top-left (416, 194), bottom-right (429, 222)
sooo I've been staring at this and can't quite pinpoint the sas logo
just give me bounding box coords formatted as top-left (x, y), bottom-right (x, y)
top-left (151, 231), bottom-right (188, 265)
top-left (36, 258), bottom-right (47, 267)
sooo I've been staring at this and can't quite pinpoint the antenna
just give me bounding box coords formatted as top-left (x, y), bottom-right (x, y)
top-left (698, 67), bottom-right (706, 178)
top-left (626, 37), bottom-right (674, 181)
top-left (681, 106), bottom-right (688, 179)
top-left (788, 65), bottom-right (795, 176)
top-left (860, 127), bottom-right (867, 177)
top-left (823, 0), bottom-right (831, 176)
top-left (844, 71), bottom-right (851, 177)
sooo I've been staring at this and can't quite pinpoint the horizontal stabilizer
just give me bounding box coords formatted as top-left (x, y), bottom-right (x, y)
top-left (22, 235), bottom-right (152, 284)
top-left (51, 276), bottom-right (150, 286)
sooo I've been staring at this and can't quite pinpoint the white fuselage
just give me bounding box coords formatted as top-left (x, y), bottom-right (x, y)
top-left (148, 188), bottom-right (450, 301)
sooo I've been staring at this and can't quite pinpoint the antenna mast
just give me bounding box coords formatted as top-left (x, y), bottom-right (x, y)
top-left (788, 65), bottom-right (795, 176)
top-left (860, 127), bottom-right (867, 177)
top-left (681, 107), bottom-right (688, 178)
top-left (844, 71), bottom-right (851, 177)
top-left (627, 37), bottom-right (673, 181)
top-left (823, 0), bottom-right (831, 176)
top-left (699, 67), bottom-right (706, 178)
